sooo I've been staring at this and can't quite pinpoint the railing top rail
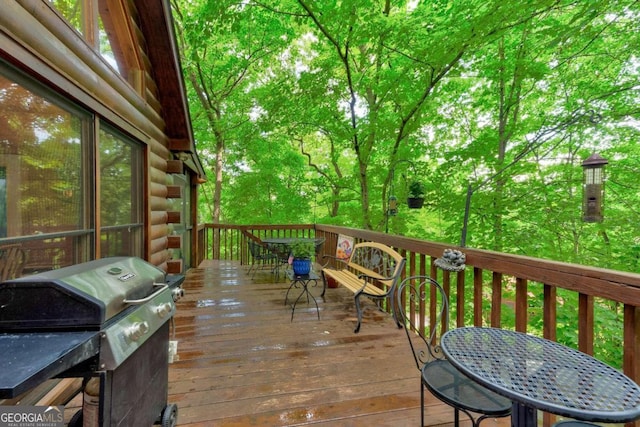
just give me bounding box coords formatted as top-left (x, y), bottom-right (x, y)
top-left (202, 223), bottom-right (640, 306)
top-left (314, 225), bottom-right (640, 306)
top-left (204, 223), bottom-right (315, 231)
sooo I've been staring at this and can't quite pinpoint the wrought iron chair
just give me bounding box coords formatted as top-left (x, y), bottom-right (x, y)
top-left (0, 244), bottom-right (26, 282)
top-left (311, 237), bottom-right (326, 270)
top-left (247, 240), bottom-right (278, 278)
top-left (265, 243), bottom-right (293, 280)
top-left (396, 276), bottom-right (512, 427)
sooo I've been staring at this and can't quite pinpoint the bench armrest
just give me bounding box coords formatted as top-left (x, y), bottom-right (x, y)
top-left (353, 273), bottom-right (400, 296)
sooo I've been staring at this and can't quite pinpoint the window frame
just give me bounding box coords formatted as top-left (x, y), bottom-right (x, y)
top-left (0, 58), bottom-right (146, 269)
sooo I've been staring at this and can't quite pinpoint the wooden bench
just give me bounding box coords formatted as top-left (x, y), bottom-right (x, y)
top-left (321, 241), bottom-right (406, 333)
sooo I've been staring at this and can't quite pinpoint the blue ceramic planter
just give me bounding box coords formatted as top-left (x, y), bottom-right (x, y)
top-left (292, 258), bottom-right (311, 275)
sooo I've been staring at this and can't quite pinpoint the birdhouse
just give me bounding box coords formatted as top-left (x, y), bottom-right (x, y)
top-left (581, 153), bottom-right (608, 222)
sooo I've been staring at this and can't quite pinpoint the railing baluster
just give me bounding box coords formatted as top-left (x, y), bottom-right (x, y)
top-left (473, 267), bottom-right (483, 326)
top-left (456, 270), bottom-right (465, 327)
top-left (515, 277), bottom-right (528, 332)
top-left (579, 293), bottom-right (594, 354)
top-left (543, 284), bottom-right (557, 341)
top-left (623, 305), bottom-right (639, 384)
top-left (491, 272), bottom-right (502, 327)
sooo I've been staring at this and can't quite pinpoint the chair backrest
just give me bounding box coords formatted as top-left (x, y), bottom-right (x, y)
top-left (0, 244), bottom-right (26, 282)
top-left (248, 240), bottom-right (267, 258)
top-left (313, 238), bottom-right (325, 259)
top-left (396, 275), bottom-right (450, 371)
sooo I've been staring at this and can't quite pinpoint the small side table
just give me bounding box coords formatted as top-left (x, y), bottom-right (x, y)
top-left (285, 270), bottom-right (321, 321)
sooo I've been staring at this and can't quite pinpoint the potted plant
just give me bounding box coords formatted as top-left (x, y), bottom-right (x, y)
top-left (407, 180), bottom-right (425, 208)
top-left (289, 240), bottom-right (316, 275)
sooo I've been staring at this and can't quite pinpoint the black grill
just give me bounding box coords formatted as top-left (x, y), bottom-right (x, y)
top-left (0, 257), bottom-right (183, 426)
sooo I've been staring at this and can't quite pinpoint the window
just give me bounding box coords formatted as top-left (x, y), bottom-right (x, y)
top-left (0, 168), bottom-right (6, 238)
top-left (0, 60), bottom-right (144, 274)
top-left (0, 64), bottom-right (92, 272)
top-left (169, 173), bottom-right (191, 268)
top-left (100, 126), bottom-right (143, 257)
top-left (47, 0), bottom-right (143, 88)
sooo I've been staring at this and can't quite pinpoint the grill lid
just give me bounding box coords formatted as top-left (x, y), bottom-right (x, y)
top-left (0, 257), bottom-right (165, 330)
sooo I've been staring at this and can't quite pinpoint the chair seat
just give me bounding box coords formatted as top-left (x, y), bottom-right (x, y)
top-left (552, 422), bottom-right (600, 427)
top-left (423, 359), bottom-right (512, 416)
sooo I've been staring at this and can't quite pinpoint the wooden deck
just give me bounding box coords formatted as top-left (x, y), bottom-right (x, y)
top-left (167, 260), bottom-right (509, 426)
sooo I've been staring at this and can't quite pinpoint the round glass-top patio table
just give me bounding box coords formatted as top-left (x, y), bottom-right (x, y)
top-left (440, 327), bottom-right (640, 427)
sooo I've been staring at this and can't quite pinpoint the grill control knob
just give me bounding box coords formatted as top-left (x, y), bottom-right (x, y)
top-left (127, 321), bottom-right (150, 341)
top-left (172, 287), bottom-right (184, 302)
top-left (156, 302), bottom-right (173, 318)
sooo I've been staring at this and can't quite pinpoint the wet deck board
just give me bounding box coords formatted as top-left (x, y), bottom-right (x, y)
top-left (167, 260), bottom-right (508, 427)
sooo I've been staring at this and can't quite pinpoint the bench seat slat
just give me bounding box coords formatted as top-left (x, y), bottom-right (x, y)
top-left (322, 269), bottom-right (387, 296)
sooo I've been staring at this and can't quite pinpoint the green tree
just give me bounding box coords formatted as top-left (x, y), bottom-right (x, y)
top-left (173, 0), bottom-right (640, 275)
top-left (172, 0), bottom-right (296, 223)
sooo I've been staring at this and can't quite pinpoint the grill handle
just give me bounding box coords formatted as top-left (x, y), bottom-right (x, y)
top-left (123, 283), bottom-right (168, 305)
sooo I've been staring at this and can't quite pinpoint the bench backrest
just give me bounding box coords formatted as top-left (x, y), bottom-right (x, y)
top-left (347, 242), bottom-right (405, 289)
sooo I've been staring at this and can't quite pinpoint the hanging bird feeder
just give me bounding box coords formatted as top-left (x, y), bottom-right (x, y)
top-left (581, 153), bottom-right (608, 222)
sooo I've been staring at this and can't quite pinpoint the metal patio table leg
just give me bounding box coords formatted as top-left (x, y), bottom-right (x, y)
top-left (512, 402), bottom-right (536, 427)
top-left (285, 271), bottom-right (321, 321)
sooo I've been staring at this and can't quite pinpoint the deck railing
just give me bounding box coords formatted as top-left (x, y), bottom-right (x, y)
top-left (197, 223), bottom-right (640, 386)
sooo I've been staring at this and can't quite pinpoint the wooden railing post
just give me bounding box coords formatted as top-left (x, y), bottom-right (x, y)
top-left (515, 277), bottom-right (528, 333)
top-left (491, 272), bottom-right (502, 328)
top-left (578, 293), bottom-right (594, 355)
top-left (624, 305), bottom-right (639, 382)
top-left (543, 284), bottom-right (557, 341)
top-left (473, 267), bottom-right (483, 327)
top-left (456, 270), bottom-right (465, 327)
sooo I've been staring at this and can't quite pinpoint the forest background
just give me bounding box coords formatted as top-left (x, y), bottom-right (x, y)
top-left (171, 0), bottom-right (640, 276)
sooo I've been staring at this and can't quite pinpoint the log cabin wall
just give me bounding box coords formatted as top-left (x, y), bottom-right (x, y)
top-left (0, 0), bottom-right (204, 272)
